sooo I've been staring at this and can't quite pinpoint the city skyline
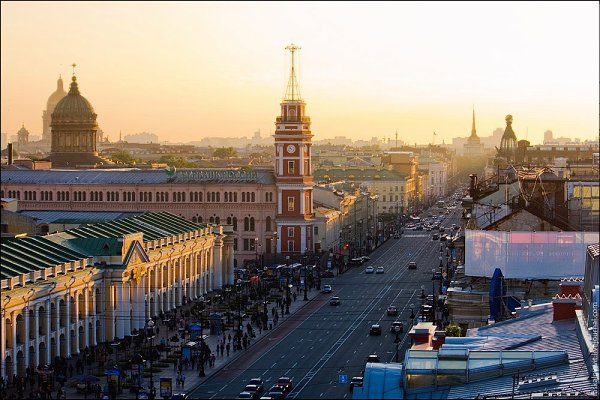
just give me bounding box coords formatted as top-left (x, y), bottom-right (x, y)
top-left (1, 1), bottom-right (598, 145)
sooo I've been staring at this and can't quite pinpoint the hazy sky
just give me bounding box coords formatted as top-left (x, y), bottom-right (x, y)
top-left (1, 1), bottom-right (598, 145)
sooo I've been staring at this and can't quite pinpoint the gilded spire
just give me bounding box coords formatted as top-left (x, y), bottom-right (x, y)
top-left (284, 43), bottom-right (302, 102)
top-left (470, 107), bottom-right (478, 138)
top-left (68, 63), bottom-right (80, 95)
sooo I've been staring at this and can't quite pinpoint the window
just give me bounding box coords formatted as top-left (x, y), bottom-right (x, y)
top-left (288, 161), bottom-right (295, 174)
top-left (314, 226), bottom-right (319, 235)
top-left (233, 238), bottom-right (238, 251)
top-left (242, 192), bottom-right (246, 202)
top-left (243, 239), bottom-right (250, 251)
top-left (288, 197), bottom-right (295, 211)
top-left (287, 241), bottom-right (294, 252)
top-left (244, 217), bottom-right (250, 231)
top-left (227, 217), bottom-right (232, 225)
top-left (288, 227), bottom-right (294, 237)
top-left (233, 217), bottom-right (238, 231)
top-left (266, 216), bottom-right (272, 232)
top-left (250, 217), bottom-right (255, 231)
top-left (251, 192), bottom-right (255, 202)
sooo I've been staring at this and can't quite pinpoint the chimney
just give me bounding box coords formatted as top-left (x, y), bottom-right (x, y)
top-left (552, 293), bottom-right (581, 321)
top-left (559, 278), bottom-right (584, 298)
top-left (7, 142), bottom-right (13, 165)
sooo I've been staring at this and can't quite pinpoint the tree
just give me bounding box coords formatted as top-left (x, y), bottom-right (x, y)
top-left (445, 323), bottom-right (463, 337)
top-left (213, 147), bottom-right (237, 158)
top-left (110, 150), bottom-right (137, 165)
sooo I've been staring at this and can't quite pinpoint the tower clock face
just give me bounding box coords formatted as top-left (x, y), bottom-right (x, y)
top-left (286, 144), bottom-right (296, 154)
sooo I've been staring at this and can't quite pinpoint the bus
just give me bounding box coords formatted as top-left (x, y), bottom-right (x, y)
top-left (436, 200), bottom-right (445, 209)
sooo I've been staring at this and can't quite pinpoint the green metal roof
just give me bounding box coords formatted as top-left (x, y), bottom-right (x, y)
top-left (314, 167), bottom-right (407, 182)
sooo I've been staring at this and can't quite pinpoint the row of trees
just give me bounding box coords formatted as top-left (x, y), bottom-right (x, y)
top-left (109, 147), bottom-right (240, 167)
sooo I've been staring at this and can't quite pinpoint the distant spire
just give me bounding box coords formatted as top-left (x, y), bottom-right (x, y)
top-left (57, 75), bottom-right (64, 90)
top-left (471, 107), bottom-right (477, 138)
top-left (284, 43), bottom-right (302, 102)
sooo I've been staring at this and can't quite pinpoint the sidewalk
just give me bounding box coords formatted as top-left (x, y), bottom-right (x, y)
top-left (1, 284), bottom-right (324, 400)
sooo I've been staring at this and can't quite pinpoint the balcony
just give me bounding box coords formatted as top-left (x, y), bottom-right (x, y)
top-left (276, 116), bottom-right (311, 123)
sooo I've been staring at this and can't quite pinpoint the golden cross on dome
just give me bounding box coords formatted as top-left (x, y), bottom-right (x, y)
top-left (72, 63), bottom-right (77, 76)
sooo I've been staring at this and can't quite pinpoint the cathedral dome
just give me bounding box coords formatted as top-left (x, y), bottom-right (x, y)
top-left (46, 76), bottom-right (67, 110)
top-left (52, 75), bottom-right (97, 123)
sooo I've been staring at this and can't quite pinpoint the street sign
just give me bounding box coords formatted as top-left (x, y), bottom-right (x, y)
top-left (339, 374), bottom-right (348, 384)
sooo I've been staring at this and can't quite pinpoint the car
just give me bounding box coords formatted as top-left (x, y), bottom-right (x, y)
top-left (387, 305), bottom-right (398, 316)
top-left (350, 376), bottom-right (364, 389)
top-left (439, 226), bottom-right (446, 232)
top-left (393, 233), bottom-right (400, 239)
top-left (376, 266), bottom-right (385, 274)
top-left (330, 296), bottom-right (340, 306)
top-left (365, 266), bottom-right (375, 274)
top-left (426, 226), bottom-right (432, 231)
top-left (237, 392), bottom-right (254, 400)
top-left (321, 284), bottom-right (332, 294)
top-left (408, 261), bottom-right (417, 270)
top-left (266, 386), bottom-right (285, 400)
top-left (367, 354), bottom-right (380, 362)
top-left (432, 233), bottom-right (440, 240)
top-left (391, 321), bottom-right (404, 333)
top-left (415, 225), bottom-right (423, 230)
top-left (452, 224), bottom-right (457, 229)
top-left (275, 377), bottom-right (293, 392)
top-left (369, 324), bottom-right (382, 335)
top-left (170, 394), bottom-right (188, 400)
top-left (244, 384), bottom-right (263, 398)
top-left (248, 378), bottom-right (264, 393)
top-left (440, 234), bottom-right (447, 241)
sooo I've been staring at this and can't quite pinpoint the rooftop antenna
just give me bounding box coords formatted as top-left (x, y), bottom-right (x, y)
top-left (395, 130), bottom-right (398, 149)
top-left (284, 43), bottom-right (302, 102)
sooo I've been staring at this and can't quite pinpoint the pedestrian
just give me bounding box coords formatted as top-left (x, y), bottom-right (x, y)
top-left (68, 364), bottom-right (73, 378)
top-left (210, 353), bottom-right (216, 367)
top-left (227, 333), bottom-right (232, 343)
top-left (226, 343), bottom-right (230, 357)
top-left (293, 292), bottom-right (297, 302)
top-left (181, 374), bottom-right (185, 388)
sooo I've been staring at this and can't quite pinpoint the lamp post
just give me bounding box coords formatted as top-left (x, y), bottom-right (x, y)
top-left (421, 285), bottom-right (425, 300)
top-left (285, 256), bottom-right (291, 314)
top-left (145, 320), bottom-right (156, 399)
top-left (431, 269), bottom-right (437, 324)
top-left (303, 249), bottom-right (308, 301)
top-left (358, 219), bottom-right (363, 256)
top-left (393, 324), bottom-right (401, 363)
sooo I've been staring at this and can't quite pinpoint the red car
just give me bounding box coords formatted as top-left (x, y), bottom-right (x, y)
top-left (275, 376), bottom-right (293, 392)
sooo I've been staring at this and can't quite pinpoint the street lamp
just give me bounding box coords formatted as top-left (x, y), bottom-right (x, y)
top-left (393, 324), bottom-right (401, 363)
top-left (145, 320), bottom-right (157, 398)
top-left (420, 285), bottom-right (425, 300)
top-left (303, 249), bottom-right (308, 301)
top-left (431, 269), bottom-right (437, 324)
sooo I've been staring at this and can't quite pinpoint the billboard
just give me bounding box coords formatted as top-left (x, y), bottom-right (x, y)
top-left (465, 230), bottom-right (598, 279)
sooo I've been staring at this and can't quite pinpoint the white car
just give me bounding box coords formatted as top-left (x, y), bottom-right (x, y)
top-left (365, 266), bottom-right (375, 274)
top-left (376, 266), bottom-right (385, 274)
top-left (321, 284), bottom-right (332, 294)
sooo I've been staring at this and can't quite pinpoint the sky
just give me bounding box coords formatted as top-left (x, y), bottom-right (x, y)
top-left (1, 1), bottom-right (598, 145)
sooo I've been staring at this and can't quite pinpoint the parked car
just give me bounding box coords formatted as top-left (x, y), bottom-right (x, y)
top-left (376, 266), bottom-right (385, 274)
top-left (365, 266), bottom-right (375, 274)
top-left (321, 284), bottom-right (332, 294)
top-left (408, 261), bottom-right (417, 270)
top-left (350, 376), bottom-right (364, 389)
top-left (369, 324), bottom-right (382, 335)
top-left (387, 305), bottom-right (398, 316)
top-left (330, 296), bottom-right (340, 306)
top-left (432, 233), bottom-right (440, 240)
top-left (391, 321), bottom-right (404, 333)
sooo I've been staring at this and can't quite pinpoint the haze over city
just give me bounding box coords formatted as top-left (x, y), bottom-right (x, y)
top-left (1, 1), bottom-right (598, 145)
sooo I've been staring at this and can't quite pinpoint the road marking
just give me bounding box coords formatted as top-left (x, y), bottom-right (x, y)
top-left (262, 370), bottom-right (268, 376)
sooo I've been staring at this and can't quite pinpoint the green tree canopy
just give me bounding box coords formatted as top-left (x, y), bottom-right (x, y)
top-left (445, 323), bottom-right (463, 337)
top-left (110, 150), bottom-right (137, 165)
top-left (213, 147), bottom-right (238, 158)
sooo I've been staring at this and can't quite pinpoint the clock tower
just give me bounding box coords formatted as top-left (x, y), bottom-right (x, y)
top-left (274, 44), bottom-right (315, 257)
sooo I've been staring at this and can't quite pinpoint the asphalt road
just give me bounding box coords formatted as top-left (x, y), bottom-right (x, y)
top-left (191, 208), bottom-right (462, 399)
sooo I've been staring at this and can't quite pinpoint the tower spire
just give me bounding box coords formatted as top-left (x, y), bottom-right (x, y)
top-left (284, 43), bottom-right (302, 102)
top-left (471, 106), bottom-right (478, 138)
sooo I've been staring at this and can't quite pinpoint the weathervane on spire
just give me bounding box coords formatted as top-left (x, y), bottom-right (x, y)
top-left (72, 63), bottom-right (77, 81)
top-left (284, 43), bottom-right (302, 102)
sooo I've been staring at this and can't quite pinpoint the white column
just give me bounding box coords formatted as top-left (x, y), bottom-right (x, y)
top-left (73, 292), bottom-right (80, 354)
top-left (115, 283), bottom-right (124, 339)
top-left (11, 311), bottom-right (17, 376)
top-left (178, 263), bottom-right (183, 306)
top-left (277, 226), bottom-right (282, 253)
top-left (55, 300), bottom-right (61, 359)
top-left (278, 191), bottom-right (283, 214)
top-left (65, 294), bottom-right (71, 357)
top-left (123, 282), bottom-right (131, 335)
top-left (300, 189), bottom-right (305, 215)
top-left (1, 313), bottom-right (5, 379)
top-left (84, 289), bottom-right (90, 348)
top-left (299, 150), bottom-right (304, 175)
top-left (34, 306), bottom-right (40, 367)
top-left (91, 290), bottom-right (97, 346)
top-left (301, 226), bottom-right (307, 256)
top-left (213, 240), bottom-right (223, 290)
top-left (278, 145), bottom-right (284, 176)
top-left (46, 300), bottom-right (52, 364)
top-left (24, 307), bottom-right (30, 368)
top-left (165, 266), bottom-right (171, 311)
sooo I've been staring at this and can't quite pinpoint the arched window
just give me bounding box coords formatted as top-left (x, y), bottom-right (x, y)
top-left (198, 216), bottom-right (203, 223)
top-left (164, 192), bottom-right (168, 202)
top-left (199, 192), bottom-right (203, 202)
top-left (244, 217), bottom-right (249, 231)
top-left (132, 192), bottom-right (136, 202)
top-left (250, 217), bottom-right (255, 231)
top-left (242, 192), bottom-right (246, 202)
top-left (234, 192), bottom-right (238, 202)
top-left (266, 216), bottom-right (272, 232)
top-left (215, 217), bottom-right (220, 224)
top-left (251, 192), bottom-right (255, 202)
top-left (82, 192), bottom-right (86, 201)
top-left (209, 217), bottom-right (215, 224)
top-left (224, 192), bottom-right (228, 202)
top-left (192, 216), bottom-right (198, 223)
top-left (116, 192), bottom-right (119, 201)
top-left (233, 217), bottom-right (238, 231)
top-left (227, 217), bottom-right (232, 225)
top-left (65, 192), bottom-right (68, 201)
top-left (216, 192), bottom-right (220, 202)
